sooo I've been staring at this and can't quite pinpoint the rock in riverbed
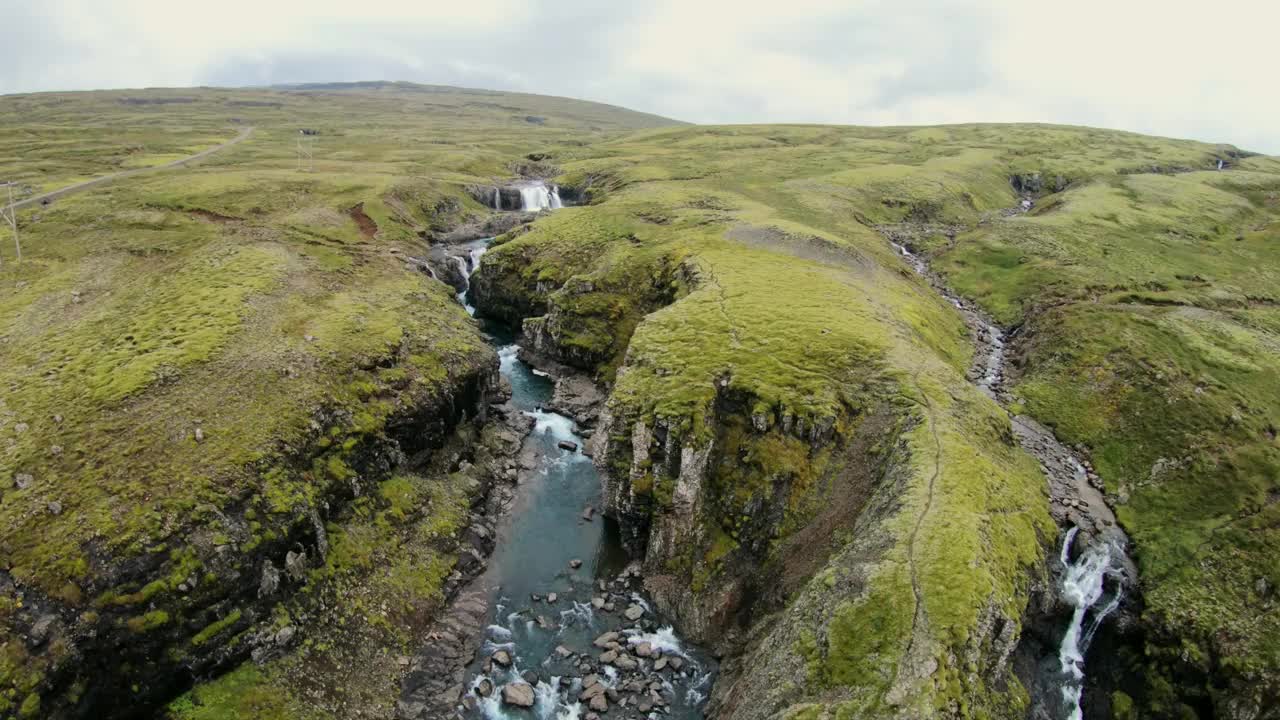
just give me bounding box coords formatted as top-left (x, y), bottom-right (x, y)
top-left (502, 682), bottom-right (535, 707)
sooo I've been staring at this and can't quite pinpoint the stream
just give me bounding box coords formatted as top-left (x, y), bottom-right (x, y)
top-left (449, 238), bottom-right (715, 719)
top-left (881, 221), bottom-right (1135, 720)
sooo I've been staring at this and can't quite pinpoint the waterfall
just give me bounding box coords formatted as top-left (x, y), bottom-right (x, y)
top-left (518, 182), bottom-right (564, 212)
top-left (1057, 527), bottom-right (1125, 720)
top-left (454, 242), bottom-right (488, 316)
top-left (493, 186), bottom-right (502, 210)
top-left (520, 184), bottom-right (549, 212)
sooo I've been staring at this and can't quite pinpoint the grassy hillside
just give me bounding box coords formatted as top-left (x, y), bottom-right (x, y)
top-left (0, 83), bottom-right (680, 719)
top-left (1, 80), bottom-right (1275, 720)
top-left (472, 122), bottom-right (1277, 718)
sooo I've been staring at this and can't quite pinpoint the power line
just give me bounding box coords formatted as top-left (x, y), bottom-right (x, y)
top-left (0, 182), bottom-right (19, 267)
top-left (296, 132), bottom-right (315, 172)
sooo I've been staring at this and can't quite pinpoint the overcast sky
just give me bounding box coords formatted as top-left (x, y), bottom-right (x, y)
top-left (4, 0), bottom-right (1276, 153)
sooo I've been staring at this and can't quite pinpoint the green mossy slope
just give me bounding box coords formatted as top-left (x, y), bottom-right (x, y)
top-left (474, 122), bottom-right (1276, 717)
top-left (0, 84), bottom-right (680, 719)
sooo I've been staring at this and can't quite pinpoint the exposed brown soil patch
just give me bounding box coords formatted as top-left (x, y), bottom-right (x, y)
top-left (188, 208), bottom-right (238, 223)
top-left (766, 403), bottom-right (902, 603)
top-left (348, 202), bottom-right (378, 239)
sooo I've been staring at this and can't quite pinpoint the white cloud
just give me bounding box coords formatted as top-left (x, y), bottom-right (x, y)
top-left (1, 0), bottom-right (1275, 152)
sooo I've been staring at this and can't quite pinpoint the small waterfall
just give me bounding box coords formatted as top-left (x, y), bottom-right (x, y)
top-left (493, 186), bottom-right (502, 210)
top-left (453, 241), bottom-right (489, 316)
top-left (1056, 527), bottom-right (1125, 720)
top-left (519, 182), bottom-right (563, 212)
top-left (470, 245), bottom-right (488, 273)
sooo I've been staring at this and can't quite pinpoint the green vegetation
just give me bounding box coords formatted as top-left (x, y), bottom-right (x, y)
top-left (0, 83), bottom-right (678, 718)
top-left (166, 664), bottom-right (320, 720)
top-left (475, 124), bottom-right (1061, 715)
top-left (475, 121), bottom-right (1275, 716)
top-left (1, 81), bottom-right (1275, 719)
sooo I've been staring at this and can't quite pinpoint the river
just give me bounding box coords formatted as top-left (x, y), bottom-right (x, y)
top-left (451, 238), bottom-right (715, 719)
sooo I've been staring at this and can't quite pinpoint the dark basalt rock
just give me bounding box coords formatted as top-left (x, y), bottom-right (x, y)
top-left (17, 364), bottom-right (500, 720)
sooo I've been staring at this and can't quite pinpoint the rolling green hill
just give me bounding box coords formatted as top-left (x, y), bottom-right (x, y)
top-left (0, 83), bottom-right (681, 719)
top-left (0, 83), bottom-right (1275, 720)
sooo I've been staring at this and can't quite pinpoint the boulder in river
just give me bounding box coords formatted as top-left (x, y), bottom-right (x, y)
top-left (593, 631), bottom-right (619, 647)
top-left (492, 649), bottom-right (512, 667)
top-left (558, 440), bottom-right (578, 452)
top-left (624, 604), bottom-right (644, 620)
top-left (502, 682), bottom-right (535, 707)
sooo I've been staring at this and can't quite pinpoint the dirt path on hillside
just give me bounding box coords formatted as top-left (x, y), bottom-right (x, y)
top-left (875, 220), bottom-right (1135, 573)
top-left (5, 126), bottom-right (255, 212)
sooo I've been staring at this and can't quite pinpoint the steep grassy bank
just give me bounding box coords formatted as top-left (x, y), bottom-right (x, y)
top-left (471, 130), bottom-right (1059, 717)
top-left (925, 137), bottom-right (1280, 717)
top-left (0, 84), bottom-right (679, 718)
top-left (472, 123), bottom-right (1277, 718)
top-left (3, 83), bottom-right (1275, 719)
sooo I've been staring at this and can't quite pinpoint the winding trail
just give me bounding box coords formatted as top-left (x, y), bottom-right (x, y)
top-left (877, 222), bottom-right (1130, 548)
top-left (877, 210), bottom-right (1137, 720)
top-left (897, 373), bottom-right (942, 690)
top-left (4, 126), bottom-right (255, 212)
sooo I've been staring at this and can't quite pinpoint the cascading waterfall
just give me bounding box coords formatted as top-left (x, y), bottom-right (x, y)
top-left (518, 182), bottom-right (563, 212)
top-left (493, 186), bottom-right (502, 210)
top-left (452, 241), bottom-right (489, 316)
top-left (1057, 527), bottom-right (1125, 720)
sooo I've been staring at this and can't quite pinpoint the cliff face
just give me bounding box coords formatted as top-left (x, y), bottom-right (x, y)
top-left (470, 173), bottom-right (1056, 717)
top-left (5, 325), bottom-right (498, 720)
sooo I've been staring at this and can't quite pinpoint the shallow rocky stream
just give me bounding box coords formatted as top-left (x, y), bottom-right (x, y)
top-left (404, 237), bottom-right (716, 719)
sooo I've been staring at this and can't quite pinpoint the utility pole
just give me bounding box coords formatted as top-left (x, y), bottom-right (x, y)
top-left (0, 182), bottom-right (18, 267)
top-left (296, 132), bottom-right (315, 173)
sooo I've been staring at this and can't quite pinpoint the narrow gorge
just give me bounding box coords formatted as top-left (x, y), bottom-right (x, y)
top-left (401, 228), bottom-right (716, 719)
top-left (3, 86), bottom-right (1276, 720)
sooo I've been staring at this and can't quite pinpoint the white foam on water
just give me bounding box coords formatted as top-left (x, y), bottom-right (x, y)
top-left (1057, 527), bottom-right (1124, 720)
top-left (559, 601), bottom-right (594, 628)
top-left (685, 671), bottom-right (713, 706)
top-left (487, 624), bottom-right (513, 641)
top-left (481, 640), bottom-right (516, 655)
top-left (627, 626), bottom-right (689, 658)
top-left (534, 679), bottom-right (560, 719)
top-left (524, 408), bottom-right (577, 442)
